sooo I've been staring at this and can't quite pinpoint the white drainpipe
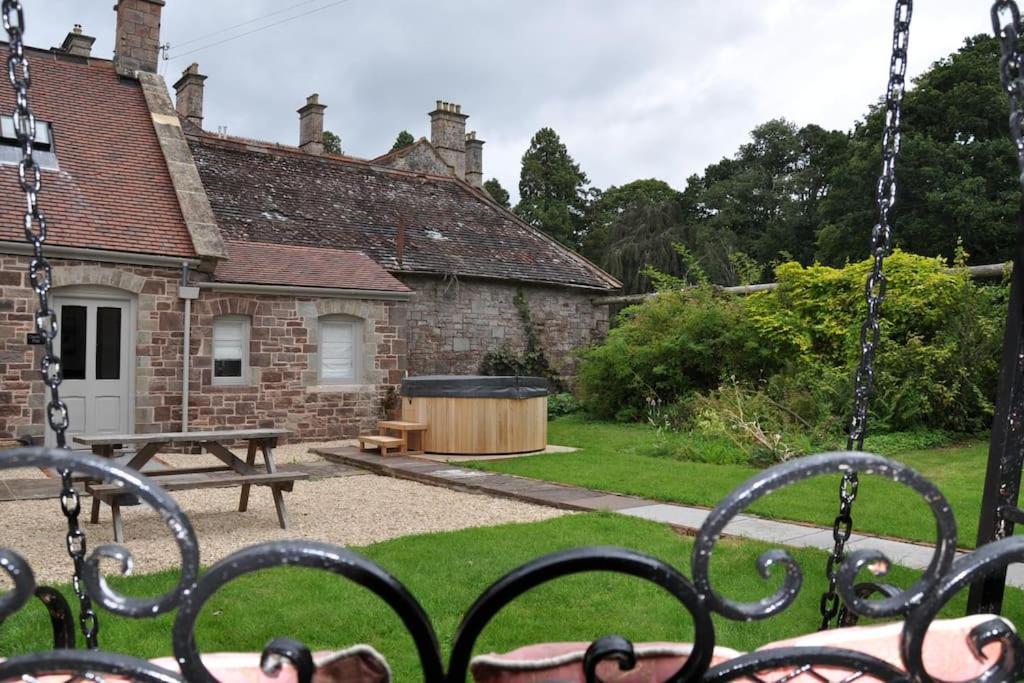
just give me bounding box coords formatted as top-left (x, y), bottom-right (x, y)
top-left (179, 263), bottom-right (199, 432)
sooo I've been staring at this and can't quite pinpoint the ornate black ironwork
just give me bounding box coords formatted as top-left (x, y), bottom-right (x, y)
top-left (1, 445), bottom-right (1023, 683)
top-left (822, 0), bottom-right (913, 632)
top-left (969, 0), bottom-right (1024, 616)
top-left (1, 0), bottom-right (98, 648)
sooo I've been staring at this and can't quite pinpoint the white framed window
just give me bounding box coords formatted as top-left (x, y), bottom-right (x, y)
top-left (319, 317), bottom-right (361, 383)
top-left (212, 316), bottom-right (249, 386)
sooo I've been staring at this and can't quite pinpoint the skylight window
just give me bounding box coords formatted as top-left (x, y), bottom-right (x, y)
top-left (0, 115), bottom-right (58, 170)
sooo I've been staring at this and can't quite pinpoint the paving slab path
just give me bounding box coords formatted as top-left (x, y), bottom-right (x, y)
top-left (316, 446), bottom-right (1024, 589)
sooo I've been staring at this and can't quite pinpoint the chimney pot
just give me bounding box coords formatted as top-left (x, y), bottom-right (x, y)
top-left (173, 62), bottom-right (207, 128)
top-left (113, 0), bottom-right (165, 76)
top-left (58, 24), bottom-right (96, 59)
top-left (298, 93), bottom-right (327, 155)
top-left (430, 100), bottom-right (469, 179)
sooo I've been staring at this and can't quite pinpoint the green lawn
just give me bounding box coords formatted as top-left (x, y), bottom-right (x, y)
top-left (2, 513), bottom-right (1012, 679)
top-left (466, 416), bottom-right (990, 548)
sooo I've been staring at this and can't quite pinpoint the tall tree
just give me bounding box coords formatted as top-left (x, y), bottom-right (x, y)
top-left (514, 127), bottom-right (591, 248)
top-left (392, 130), bottom-right (415, 151)
top-left (816, 34), bottom-right (1018, 265)
top-left (322, 130), bottom-right (342, 155)
top-left (582, 178), bottom-right (683, 261)
top-left (483, 178), bottom-right (511, 208)
top-left (686, 119), bottom-right (847, 266)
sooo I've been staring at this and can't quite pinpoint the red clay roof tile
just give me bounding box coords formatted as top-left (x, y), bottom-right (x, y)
top-left (216, 240), bottom-right (410, 293)
top-left (0, 48), bottom-right (196, 258)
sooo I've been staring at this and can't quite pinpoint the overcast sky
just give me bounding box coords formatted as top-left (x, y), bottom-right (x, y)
top-left (36, 1), bottom-right (991, 203)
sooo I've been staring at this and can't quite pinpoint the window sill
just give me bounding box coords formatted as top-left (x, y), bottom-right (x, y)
top-left (306, 383), bottom-right (376, 394)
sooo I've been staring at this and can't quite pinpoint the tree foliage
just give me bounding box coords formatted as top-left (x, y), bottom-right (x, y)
top-left (483, 177), bottom-right (511, 208)
top-left (582, 179), bottom-right (683, 260)
top-left (685, 119), bottom-right (849, 267)
top-left (322, 130), bottom-right (342, 155)
top-left (514, 127), bottom-right (591, 248)
top-left (817, 34), bottom-right (1022, 266)
top-left (392, 130), bottom-right (415, 151)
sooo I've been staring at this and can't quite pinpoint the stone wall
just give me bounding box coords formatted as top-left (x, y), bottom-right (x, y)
top-left (0, 255), bottom-right (403, 443)
top-left (189, 293), bottom-right (405, 440)
top-left (398, 274), bottom-right (610, 380)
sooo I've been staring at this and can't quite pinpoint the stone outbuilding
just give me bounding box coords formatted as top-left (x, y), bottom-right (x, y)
top-left (0, 0), bottom-right (619, 445)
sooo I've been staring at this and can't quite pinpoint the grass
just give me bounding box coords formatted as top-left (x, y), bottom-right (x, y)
top-left (466, 415), bottom-right (990, 548)
top-left (3, 513), bottom-right (1016, 680)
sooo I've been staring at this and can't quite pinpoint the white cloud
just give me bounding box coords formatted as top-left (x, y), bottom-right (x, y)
top-left (33, 0), bottom-right (994, 204)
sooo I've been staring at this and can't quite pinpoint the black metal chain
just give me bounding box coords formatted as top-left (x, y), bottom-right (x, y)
top-left (1, 0), bottom-right (98, 648)
top-left (994, 1), bottom-right (1024, 195)
top-left (819, 0), bottom-right (913, 631)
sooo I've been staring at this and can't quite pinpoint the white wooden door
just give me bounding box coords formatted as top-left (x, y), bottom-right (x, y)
top-left (50, 294), bottom-right (132, 446)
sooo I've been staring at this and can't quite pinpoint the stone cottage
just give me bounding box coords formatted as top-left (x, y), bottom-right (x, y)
top-left (0, 0), bottom-right (619, 445)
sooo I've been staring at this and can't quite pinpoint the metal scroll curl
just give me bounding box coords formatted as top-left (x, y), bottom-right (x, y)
top-left (0, 447), bottom-right (200, 619)
top-left (692, 452), bottom-right (958, 622)
top-left (900, 535), bottom-right (1024, 683)
top-left (0, 548), bottom-right (34, 622)
top-left (702, 646), bottom-right (909, 682)
top-left (170, 540), bottom-right (444, 683)
top-left (446, 546), bottom-right (715, 683)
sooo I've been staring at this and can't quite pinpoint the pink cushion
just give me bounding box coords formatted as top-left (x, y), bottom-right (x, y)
top-left (757, 614), bottom-right (1013, 682)
top-left (4, 646), bottom-right (391, 683)
top-left (469, 641), bottom-right (742, 683)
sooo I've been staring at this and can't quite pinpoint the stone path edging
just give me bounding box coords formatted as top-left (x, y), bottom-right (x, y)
top-left (315, 446), bottom-right (1024, 589)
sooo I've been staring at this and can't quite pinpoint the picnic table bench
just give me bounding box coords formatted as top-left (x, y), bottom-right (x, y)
top-left (73, 428), bottom-right (307, 542)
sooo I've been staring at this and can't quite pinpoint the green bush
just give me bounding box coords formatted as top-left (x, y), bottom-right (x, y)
top-left (578, 251), bottom-right (1005, 435)
top-left (861, 429), bottom-right (958, 456)
top-left (576, 286), bottom-right (778, 420)
top-left (547, 392), bottom-right (582, 419)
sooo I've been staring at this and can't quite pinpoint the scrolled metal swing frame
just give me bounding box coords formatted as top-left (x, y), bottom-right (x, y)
top-left (6, 0), bottom-right (1024, 681)
top-left (4, 448), bottom-right (1024, 682)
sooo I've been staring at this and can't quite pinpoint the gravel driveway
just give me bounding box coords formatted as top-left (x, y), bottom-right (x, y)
top-left (0, 441), bottom-right (565, 584)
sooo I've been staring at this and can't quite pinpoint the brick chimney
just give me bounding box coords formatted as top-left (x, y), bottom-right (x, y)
top-left (58, 25), bottom-right (95, 58)
top-left (113, 0), bottom-right (164, 76)
top-left (465, 131), bottom-right (484, 188)
top-left (298, 94), bottom-right (326, 155)
top-left (430, 101), bottom-right (468, 179)
top-left (173, 63), bottom-right (207, 128)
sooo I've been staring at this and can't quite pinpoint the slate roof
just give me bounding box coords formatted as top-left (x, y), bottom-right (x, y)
top-left (0, 47), bottom-right (195, 257)
top-left (216, 240), bottom-right (410, 293)
top-left (188, 135), bottom-right (619, 291)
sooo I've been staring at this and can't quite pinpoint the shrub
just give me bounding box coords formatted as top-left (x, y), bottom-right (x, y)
top-left (547, 392), bottom-right (582, 419)
top-left (579, 250), bottom-right (1005, 434)
top-left (861, 429), bottom-right (957, 456)
top-left (576, 286), bottom-right (778, 420)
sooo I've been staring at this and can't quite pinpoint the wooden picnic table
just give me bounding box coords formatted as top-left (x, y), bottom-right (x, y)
top-left (73, 428), bottom-right (307, 542)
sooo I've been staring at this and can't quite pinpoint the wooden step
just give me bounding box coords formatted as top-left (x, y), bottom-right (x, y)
top-left (357, 434), bottom-right (406, 456)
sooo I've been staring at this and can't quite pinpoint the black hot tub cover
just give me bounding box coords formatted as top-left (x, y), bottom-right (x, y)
top-left (400, 375), bottom-right (549, 399)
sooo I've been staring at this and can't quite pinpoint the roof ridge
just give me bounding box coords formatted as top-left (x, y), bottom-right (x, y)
top-left (188, 130), bottom-right (466, 184)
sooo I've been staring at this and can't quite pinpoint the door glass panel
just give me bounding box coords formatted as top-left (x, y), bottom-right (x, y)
top-left (95, 307), bottom-right (121, 380)
top-left (60, 305), bottom-right (86, 380)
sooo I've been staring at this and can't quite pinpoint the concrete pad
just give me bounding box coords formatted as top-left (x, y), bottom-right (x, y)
top-left (570, 494), bottom-right (652, 511)
top-left (419, 444), bottom-right (579, 463)
top-left (621, 504), bottom-right (710, 529)
top-left (724, 517), bottom-right (831, 545)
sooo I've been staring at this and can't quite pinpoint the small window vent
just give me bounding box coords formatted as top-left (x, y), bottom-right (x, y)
top-left (0, 115), bottom-right (57, 169)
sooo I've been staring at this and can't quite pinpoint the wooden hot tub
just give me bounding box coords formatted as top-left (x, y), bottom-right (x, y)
top-left (400, 375), bottom-right (548, 455)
